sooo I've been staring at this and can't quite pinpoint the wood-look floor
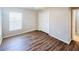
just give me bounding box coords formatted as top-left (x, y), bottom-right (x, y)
top-left (0, 30), bottom-right (79, 51)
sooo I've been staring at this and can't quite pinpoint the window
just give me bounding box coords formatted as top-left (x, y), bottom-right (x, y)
top-left (9, 12), bottom-right (22, 31)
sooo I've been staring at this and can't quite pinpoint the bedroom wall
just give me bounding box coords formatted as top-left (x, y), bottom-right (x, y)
top-left (0, 8), bottom-right (2, 44)
top-left (2, 7), bottom-right (72, 44)
top-left (2, 8), bottom-right (38, 38)
top-left (38, 9), bottom-right (49, 33)
top-left (0, 9), bottom-right (2, 37)
top-left (49, 8), bottom-right (71, 44)
top-left (38, 7), bottom-right (71, 44)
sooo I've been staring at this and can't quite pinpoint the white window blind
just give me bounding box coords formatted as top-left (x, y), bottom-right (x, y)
top-left (9, 12), bottom-right (22, 31)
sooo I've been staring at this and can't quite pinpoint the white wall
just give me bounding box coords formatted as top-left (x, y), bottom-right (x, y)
top-left (76, 10), bottom-right (79, 34)
top-left (49, 8), bottom-right (71, 44)
top-left (2, 7), bottom-right (72, 44)
top-left (38, 7), bottom-right (71, 44)
top-left (0, 9), bottom-right (1, 37)
top-left (0, 8), bottom-right (2, 44)
top-left (38, 10), bottom-right (49, 33)
top-left (2, 8), bottom-right (38, 38)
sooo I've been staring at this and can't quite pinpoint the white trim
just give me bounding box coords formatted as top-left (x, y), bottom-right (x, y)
top-left (3, 29), bottom-right (37, 39)
top-left (49, 34), bottom-right (71, 44)
top-left (38, 30), bottom-right (71, 44)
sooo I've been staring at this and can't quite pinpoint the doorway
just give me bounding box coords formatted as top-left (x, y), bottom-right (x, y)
top-left (72, 8), bottom-right (79, 42)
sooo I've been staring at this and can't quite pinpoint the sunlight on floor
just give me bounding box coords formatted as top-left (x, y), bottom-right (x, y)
top-left (73, 35), bottom-right (79, 42)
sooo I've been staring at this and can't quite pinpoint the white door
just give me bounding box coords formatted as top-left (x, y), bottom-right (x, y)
top-left (0, 9), bottom-right (2, 44)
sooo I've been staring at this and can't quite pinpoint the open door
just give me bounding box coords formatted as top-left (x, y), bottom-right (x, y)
top-left (0, 9), bottom-right (2, 45)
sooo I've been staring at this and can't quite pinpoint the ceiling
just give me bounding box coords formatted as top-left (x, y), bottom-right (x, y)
top-left (22, 7), bottom-right (46, 10)
top-left (2, 7), bottom-right (47, 10)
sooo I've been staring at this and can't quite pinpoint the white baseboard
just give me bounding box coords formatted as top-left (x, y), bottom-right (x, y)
top-left (37, 30), bottom-right (71, 44)
top-left (2, 30), bottom-right (72, 45)
top-left (49, 34), bottom-right (71, 45)
top-left (3, 29), bottom-right (37, 39)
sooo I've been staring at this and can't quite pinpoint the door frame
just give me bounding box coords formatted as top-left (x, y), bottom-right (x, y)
top-left (71, 7), bottom-right (79, 41)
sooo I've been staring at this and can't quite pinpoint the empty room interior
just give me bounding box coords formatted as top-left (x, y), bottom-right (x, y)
top-left (0, 7), bottom-right (79, 51)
